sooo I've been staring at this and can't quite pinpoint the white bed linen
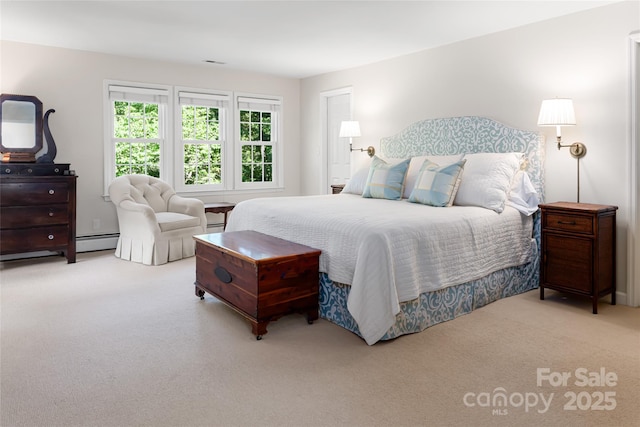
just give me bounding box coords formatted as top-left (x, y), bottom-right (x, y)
top-left (226, 194), bottom-right (534, 344)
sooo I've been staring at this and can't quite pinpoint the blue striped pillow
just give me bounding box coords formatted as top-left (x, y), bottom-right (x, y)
top-left (362, 157), bottom-right (410, 200)
top-left (408, 159), bottom-right (467, 207)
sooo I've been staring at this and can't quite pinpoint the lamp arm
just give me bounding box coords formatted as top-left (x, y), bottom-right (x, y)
top-left (350, 145), bottom-right (376, 157)
top-left (557, 141), bottom-right (587, 159)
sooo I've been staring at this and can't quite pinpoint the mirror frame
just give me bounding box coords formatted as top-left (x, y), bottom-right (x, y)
top-left (0, 94), bottom-right (44, 159)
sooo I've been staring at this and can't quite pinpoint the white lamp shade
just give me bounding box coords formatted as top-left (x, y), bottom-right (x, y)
top-left (537, 98), bottom-right (576, 126)
top-left (339, 121), bottom-right (361, 138)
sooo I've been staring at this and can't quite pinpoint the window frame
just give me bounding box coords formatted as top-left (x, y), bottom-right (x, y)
top-left (173, 87), bottom-right (232, 193)
top-left (234, 93), bottom-right (283, 191)
top-left (103, 80), bottom-right (172, 196)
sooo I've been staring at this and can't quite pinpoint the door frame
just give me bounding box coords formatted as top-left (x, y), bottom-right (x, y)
top-left (319, 87), bottom-right (353, 194)
top-left (627, 32), bottom-right (639, 307)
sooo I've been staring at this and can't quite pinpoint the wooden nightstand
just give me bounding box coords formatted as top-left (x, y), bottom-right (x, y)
top-left (331, 184), bottom-right (345, 194)
top-left (539, 202), bottom-right (617, 314)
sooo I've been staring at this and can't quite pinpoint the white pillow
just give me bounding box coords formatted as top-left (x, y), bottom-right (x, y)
top-left (453, 152), bottom-right (523, 213)
top-left (404, 155), bottom-right (464, 198)
top-left (342, 164), bottom-right (371, 195)
top-left (506, 170), bottom-right (540, 216)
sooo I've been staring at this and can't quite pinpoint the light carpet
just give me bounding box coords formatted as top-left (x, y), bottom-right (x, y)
top-left (1, 251), bottom-right (638, 427)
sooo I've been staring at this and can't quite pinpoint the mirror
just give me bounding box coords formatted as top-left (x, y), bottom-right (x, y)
top-left (0, 94), bottom-right (44, 162)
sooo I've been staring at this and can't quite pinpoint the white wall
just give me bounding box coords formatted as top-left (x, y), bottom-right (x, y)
top-left (300, 1), bottom-right (639, 298)
top-left (0, 42), bottom-right (301, 237)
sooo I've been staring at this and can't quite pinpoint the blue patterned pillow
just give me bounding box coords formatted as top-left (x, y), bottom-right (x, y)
top-left (408, 159), bottom-right (467, 207)
top-left (362, 156), bottom-right (410, 200)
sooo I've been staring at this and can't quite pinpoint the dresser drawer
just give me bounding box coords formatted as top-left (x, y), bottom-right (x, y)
top-left (0, 205), bottom-right (69, 228)
top-left (543, 212), bottom-right (593, 235)
top-left (0, 225), bottom-right (70, 253)
top-left (0, 182), bottom-right (69, 205)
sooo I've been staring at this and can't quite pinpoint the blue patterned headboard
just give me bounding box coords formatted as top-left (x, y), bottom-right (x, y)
top-left (380, 116), bottom-right (545, 202)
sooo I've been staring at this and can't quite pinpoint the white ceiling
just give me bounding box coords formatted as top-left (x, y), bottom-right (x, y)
top-left (0, 1), bottom-right (618, 79)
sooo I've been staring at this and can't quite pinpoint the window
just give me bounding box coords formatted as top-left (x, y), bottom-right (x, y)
top-left (236, 96), bottom-right (282, 189)
top-left (104, 82), bottom-right (283, 196)
top-left (104, 83), bottom-right (169, 193)
top-left (175, 90), bottom-right (230, 192)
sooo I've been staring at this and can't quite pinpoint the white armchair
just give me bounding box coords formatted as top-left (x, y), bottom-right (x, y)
top-left (108, 174), bottom-right (207, 265)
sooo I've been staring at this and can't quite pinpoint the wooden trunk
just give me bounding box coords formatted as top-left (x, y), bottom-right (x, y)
top-left (194, 231), bottom-right (321, 339)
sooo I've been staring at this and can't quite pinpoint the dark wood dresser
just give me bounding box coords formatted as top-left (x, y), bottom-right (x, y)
top-left (539, 202), bottom-right (617, 314)
top-left (0, 173), bottom-right (78, 263)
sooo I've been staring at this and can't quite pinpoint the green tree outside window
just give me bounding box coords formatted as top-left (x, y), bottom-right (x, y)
top-left (240, 110), bottom-right (272, 183)
top-left (113, 101), bottom-right (161, 177)
top-left (182, 105), bottom-right (222, 185)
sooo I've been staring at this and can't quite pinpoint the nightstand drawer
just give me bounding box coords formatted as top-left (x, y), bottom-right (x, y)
top-left (543, 212), bottom-right (593, 234)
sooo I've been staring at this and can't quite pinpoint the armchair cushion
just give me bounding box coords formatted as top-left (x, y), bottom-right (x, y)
top-left (156, 212), bottom-right (202, 232)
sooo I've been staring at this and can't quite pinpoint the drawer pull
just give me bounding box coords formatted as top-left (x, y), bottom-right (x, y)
top-left (49, 211), bottom-right (54, 217)
top-left (48, 234), bottom-right (54, 240)
top-left (48, 189), bottom-right (55, 195)
top-left (4, 168), bottom-right (11, 174)
top-left (214, 266), bottom-right (232, 283)
top-left (557, 220), bottom-right (576, 225)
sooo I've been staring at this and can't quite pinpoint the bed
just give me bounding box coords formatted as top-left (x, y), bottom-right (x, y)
top-left (226, 116), bottom-right (545, 344)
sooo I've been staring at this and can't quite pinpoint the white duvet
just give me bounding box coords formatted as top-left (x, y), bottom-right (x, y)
top-left (225, 194), bottom-right (534, 344)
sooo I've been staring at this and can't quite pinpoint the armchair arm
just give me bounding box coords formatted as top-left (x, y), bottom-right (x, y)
top-left (168, 195), bottom-right (207, 230)
top-left (116, 199), bottom-right (161, 235)
top-left (168, 195), bottom-right (203, 215)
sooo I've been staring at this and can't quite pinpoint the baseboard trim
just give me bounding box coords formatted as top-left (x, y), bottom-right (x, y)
top-left (615, 291), bottom-right (628, 306)
top-left (76, 233), bottom-right (119, 252)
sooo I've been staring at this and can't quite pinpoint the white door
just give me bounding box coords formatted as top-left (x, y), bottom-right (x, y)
top-left (327, 93), bottom-right (352, 189)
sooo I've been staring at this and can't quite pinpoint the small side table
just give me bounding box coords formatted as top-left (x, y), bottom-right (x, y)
top-left (331, 184), bottom-right (345, 194)
top-left (203, 202), bottom-right (236, 230)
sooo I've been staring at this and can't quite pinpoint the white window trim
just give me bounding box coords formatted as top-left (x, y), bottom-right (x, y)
top-left (173, 86), bottom-right (232, 193)
top-left (102, 80), bottom-right (173, 197)
top-left (234, 93), bottom-right (284, 191)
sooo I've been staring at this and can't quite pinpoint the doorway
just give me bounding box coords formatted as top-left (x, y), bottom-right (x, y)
top-left (320, 87), bottom-right (353, 194)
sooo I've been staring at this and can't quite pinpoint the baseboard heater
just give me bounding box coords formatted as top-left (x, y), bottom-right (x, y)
top-left (1, 224), bottom-right (224, 262)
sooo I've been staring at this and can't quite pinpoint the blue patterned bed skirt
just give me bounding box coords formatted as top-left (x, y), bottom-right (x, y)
top-left (319, 250), bottom-right (539, 342)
